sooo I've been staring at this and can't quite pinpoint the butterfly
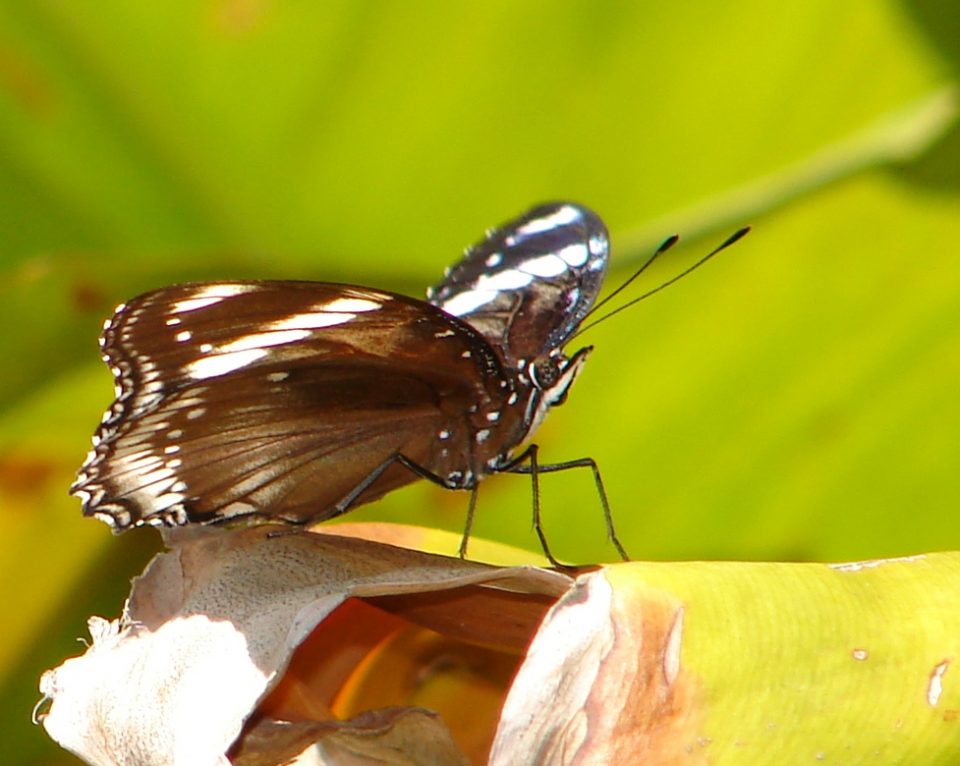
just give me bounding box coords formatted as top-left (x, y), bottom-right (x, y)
top-left (71, 202), bottom-right (623, 562)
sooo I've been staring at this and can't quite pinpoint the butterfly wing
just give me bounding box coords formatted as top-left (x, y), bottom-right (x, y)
top-left (427, 202), bottom-right (609, 364)
top-left (72, 281), bottom-right (509, 531)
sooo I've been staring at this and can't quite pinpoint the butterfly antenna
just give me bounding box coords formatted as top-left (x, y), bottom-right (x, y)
top-left (573, 226), bottom-right (750, 339)
top-left (586, 234), bottom-right (679, 316)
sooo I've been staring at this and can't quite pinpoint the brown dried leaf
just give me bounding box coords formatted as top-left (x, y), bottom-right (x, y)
top-left (39, 526), bottom-right (570, 766)
top-left (489, 569), bottom-right (689, 765)
top-left (232, 707), bottom-right (468, 766)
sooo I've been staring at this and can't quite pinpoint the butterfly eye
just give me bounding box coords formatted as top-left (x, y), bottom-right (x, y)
top-left (529, 358), bottom-right (560, 392)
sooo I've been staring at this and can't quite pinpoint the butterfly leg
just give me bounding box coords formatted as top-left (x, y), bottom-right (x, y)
top-left (328, 453), bottom-right (494, 562)
top-left (458, 486), bottom-right (480, 560)
top-left (504, 446), bottom-right (630, 563)
top-left (324, 452), bottom-right (487, 561)
top-left (498, 444), bottom-right (561, 567)
top-left (319, 452), bottom-right (455, 522)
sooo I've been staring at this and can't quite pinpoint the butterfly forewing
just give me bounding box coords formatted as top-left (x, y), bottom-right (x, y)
top-left (428, 202), bottom-right (609, 364)
top-left (72, 281), bottom-right (517, 530)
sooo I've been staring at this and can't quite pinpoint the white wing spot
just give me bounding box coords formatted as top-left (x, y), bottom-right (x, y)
top-left (175, 330), bottom-right (192, 342)
top-left (185, 349), bottom-right (268, 380)
top-left (486, 411), bottom-right (500, 422)
top-left (434, 329), bottom-right (455, 339)
top-left (461, 350), bottom-right (472, 359)
top-left (556, 242), bottom-right (589, 267)
top-left (485, 253), bottom-right (503, 267)
top-left (438, 430), bottom-right (450, 440)
top-left (167, 429), bottom-right (183, 439)
top-left (439, 289), bottom-right (496, 316)
top-left (522, 253), bottom-right (568, 277)
top-left (589, 232), bottom-right (608, 256)
top-left (165, 317), bottom-right (181, 326)
top-left (152, 492), bottom-right (186, 512)
top-left (95, 509), bottom-right (130, 528)
top-left (186, 407), bottom-right (206, 420)
top-left (437, 266), bottom-right (535, 317)
top-left (170, 284), bottom-right (257, 314)
top-left (115, 451), bottom-right (160, 472)
top-left (170, 297), bottom-right (222, 313)
top-left (319, 297), bottom-right (382, 313)
top-left (483, 268), bottom-right (534, 291)
top-left (199, 343), bottom-right (213, 353)
top-left (267, 371), bottom-right (289, 382)
top-left (273, 312), bottom-right (355, 330)
top-left (139, 466), bottom-right (175, 486)
top-left (515, 205), bottom-right (580, 236)
top-left (220, 329), bottom-right (310, 353)
top-left (475, 429), bottom-right (490, 443)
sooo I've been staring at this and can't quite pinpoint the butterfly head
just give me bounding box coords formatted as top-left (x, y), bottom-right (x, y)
top-left (530, 345), bottom-right (592, 405)
top-left (519, 344), bottom-right (593, 439)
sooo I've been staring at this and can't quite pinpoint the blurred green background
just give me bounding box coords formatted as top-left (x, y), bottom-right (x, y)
top-left (1, 2), bottom-right (958, 763)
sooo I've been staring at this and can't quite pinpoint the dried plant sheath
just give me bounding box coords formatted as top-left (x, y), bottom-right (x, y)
top-left (38, 527), bottom-right (570, 765)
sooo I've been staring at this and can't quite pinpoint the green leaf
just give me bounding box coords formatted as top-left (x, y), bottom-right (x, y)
top-left (1, 2), bottom-right (957, 762)
top-left (600, 552), bottom-right (960, 764)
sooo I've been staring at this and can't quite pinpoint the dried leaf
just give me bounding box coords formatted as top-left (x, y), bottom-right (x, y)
top-left (489, 570), bottom-right (690, 764)
top-left (232, 707), bottom-right (468, 766)
top-left (39, 526), bottom-right (569, 766)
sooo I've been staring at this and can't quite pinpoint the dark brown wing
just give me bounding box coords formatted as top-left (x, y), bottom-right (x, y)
top-left (71, 280), bottom-right (511, 531)
top-left (427, 202), bottom-right (609, 364)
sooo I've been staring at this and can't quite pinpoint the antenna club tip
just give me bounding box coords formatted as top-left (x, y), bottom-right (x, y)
top-left (657, 234), bottom-right (680, 253)
top-left (722, 226), bottom-right (751, 249)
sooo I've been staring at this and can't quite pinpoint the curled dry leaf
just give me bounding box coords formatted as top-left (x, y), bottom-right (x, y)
top-left (489, 569), bottom-right (689, 765)
top-left (37, 524), bottom-right (572, 766)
